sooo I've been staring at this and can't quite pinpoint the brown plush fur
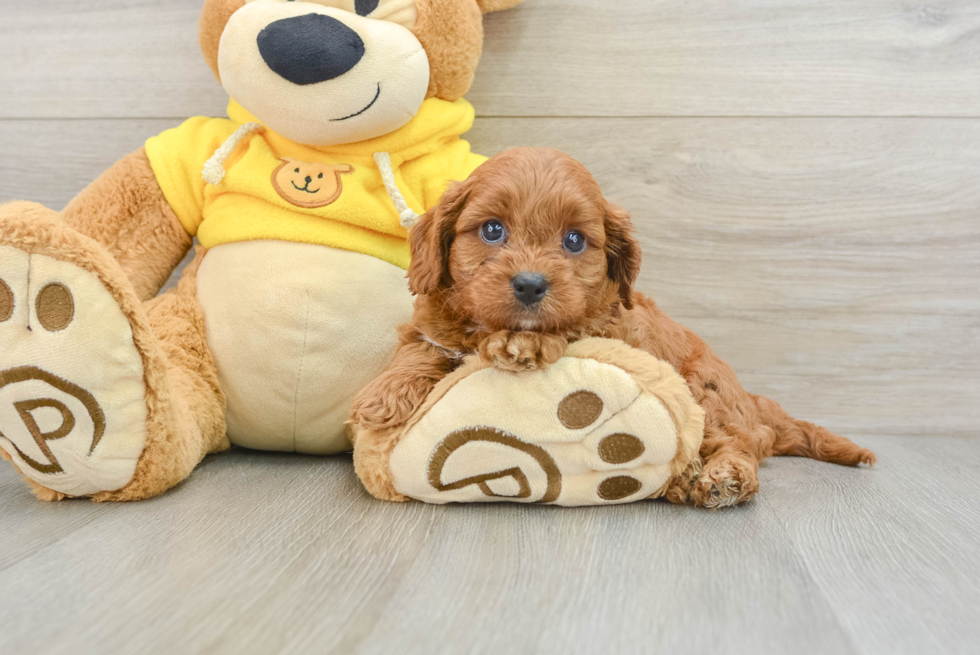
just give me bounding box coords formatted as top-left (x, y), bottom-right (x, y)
top-left (199, 0), bottom-right (246, 80)
top-left (61, 148), bottom-right (192, 302)
top-left (0, 203), bottom-right (228, 501)
top-left (476, 0), bottom-right (525, 12)
top-left (415, 0), bottom-right (485, 101)
top-left (350, 148), bottom-right (876, 508)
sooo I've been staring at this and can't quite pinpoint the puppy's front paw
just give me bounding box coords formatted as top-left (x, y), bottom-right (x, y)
top-left (664, 457), bottom-right (703, 505)
top-left (478, 331), bottom-right (567, 372)
top-left (349, 376), bottom-right (434, 432)
top-left (691, 453), bottom-right (759, 509)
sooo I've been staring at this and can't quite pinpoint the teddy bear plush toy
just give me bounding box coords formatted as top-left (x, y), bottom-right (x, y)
top-left (0, 0), bottom-right (705, 505)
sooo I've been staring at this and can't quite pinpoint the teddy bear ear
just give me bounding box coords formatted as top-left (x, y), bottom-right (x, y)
top-left (475, 0), bottom-right (525, 14)
top-left (199, 0), bottom-right (246, 80)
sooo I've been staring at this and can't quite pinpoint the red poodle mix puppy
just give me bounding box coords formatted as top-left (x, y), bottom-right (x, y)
top-left (350, 147), bottom-right (875, 507)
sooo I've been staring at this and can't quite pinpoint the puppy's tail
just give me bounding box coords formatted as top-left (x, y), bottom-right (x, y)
top-left (754, 394), bottom-right (877, 467)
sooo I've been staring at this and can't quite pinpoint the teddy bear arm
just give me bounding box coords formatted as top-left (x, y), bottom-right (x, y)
top-left (62, 147), bottom-right (192, 301)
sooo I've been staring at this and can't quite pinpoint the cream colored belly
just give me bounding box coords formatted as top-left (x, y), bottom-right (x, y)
top-left (196, 240), bottom-right (413, 454)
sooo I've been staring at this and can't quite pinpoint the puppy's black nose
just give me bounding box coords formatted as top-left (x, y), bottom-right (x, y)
top-left (511, 272), bottom-right (549, 306)
top-left (257, 14), bottom-right (365, 86)
top-left (305, 176), bottom-right (312, 184)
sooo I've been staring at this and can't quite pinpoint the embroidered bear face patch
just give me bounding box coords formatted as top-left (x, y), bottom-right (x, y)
top-left (272, 157), bottom-right (354, 209)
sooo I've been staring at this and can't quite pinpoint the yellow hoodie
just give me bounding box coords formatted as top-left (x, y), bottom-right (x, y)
top-left (145, 98), bottom-right (486, 270)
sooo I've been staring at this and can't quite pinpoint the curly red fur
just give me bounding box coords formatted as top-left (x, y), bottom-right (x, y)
top-left (351, 147), bottom-right (876, 508)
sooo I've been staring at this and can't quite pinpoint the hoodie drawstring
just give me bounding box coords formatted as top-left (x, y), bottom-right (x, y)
top-left (201, 122), bottom-right (265, 186)
top-left (374, 151), bottom-right (420, 230)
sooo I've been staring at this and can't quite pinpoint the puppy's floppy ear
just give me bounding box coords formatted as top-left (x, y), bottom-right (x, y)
top-left (604, 203), bottom-right (642, 309)
top-left (408, 181), bottom-right (470, 296)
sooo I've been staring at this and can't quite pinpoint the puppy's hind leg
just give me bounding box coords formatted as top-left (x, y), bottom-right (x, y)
top-left (754, 394), bottom-right (876, 466)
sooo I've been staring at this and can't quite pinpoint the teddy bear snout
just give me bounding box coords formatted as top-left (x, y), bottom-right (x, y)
top-left (257, 13), bottom-right (365, 86)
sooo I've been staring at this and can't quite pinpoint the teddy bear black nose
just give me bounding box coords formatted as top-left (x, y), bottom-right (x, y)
top-left (257, 14), bottom-right (365, 86)
top-left (511, 272), bottom-right (549, 306)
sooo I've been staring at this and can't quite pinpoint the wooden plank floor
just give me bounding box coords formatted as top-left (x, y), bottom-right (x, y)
top-left (1, 0), bottom-right (979, 653)
top-left (2, 437), bottom-right (979, 654)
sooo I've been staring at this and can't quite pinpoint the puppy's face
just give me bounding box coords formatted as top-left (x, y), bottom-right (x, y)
top-left (409, 148), bottom-right (641, 333)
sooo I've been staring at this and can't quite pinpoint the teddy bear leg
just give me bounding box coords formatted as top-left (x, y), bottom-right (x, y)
top-left (374, 339), bottom-right (706, 506)
top-left (93, 247), bottom-right (230, 501)
top-left (351, 424), bottom-right (411, 503)
top-left (0, 202), bottom-right (227, 501)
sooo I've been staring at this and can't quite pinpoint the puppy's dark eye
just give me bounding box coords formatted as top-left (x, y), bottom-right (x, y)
top-left (355, 0), bottom-right (380, 16)
top-left (563, 230), bottom-right (586, 254)
top-left (480, 219), bottom-right (506, 244)
top-left (318, 173), bottom-right (323, 179)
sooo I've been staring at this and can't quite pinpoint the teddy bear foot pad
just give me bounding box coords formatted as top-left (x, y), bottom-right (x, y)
top-left (388, 340), bottom-right (704, 506)
top-left (0, 237), bottom-right (147, 497)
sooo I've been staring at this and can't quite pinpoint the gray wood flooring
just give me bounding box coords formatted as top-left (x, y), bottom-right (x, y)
top-left (2, 437), bottom-right (979, 654)
top-left (1, 0), bottom-right (978, 653)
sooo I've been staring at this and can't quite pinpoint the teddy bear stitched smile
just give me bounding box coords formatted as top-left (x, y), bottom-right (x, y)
top-left (221, 0), bottom-right (429, 146)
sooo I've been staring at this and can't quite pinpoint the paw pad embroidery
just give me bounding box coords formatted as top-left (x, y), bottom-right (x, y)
top-left (0, 366), bottom-right (105, 474)
top-left (597, 433), bottom-right (645, 464)
top-left (35, 283), bottom-right (74, 331)
top-left (387, 343), bottom-right (704, 506)
top-left (0, 245), bottom-right (149, 496)
top-left (0, 279), bottom-right (12, 322)
top-left (557, 390), bottom-right (603, 428)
